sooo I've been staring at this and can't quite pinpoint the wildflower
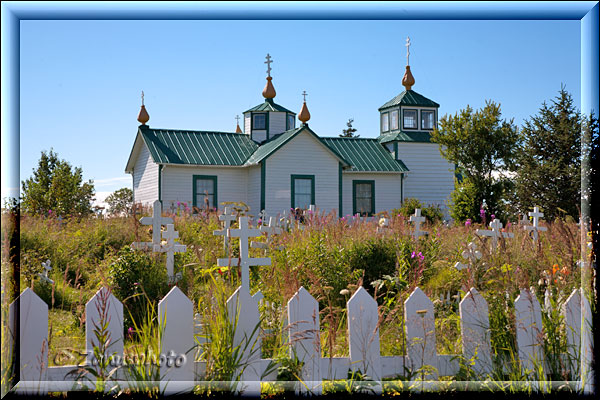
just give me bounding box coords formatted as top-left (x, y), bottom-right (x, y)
top-left (217, 268), bottom-right (223, 276)
top-left (341, 217), bottom-right (346, 221)
top-left (560, 266), bottom-right (569, 276)
top-left (465, 219), bottom-right (472, 227)
top-left (340, 289), bottom-right (350, 296)
top-left (127, 327), bottom-right (134, 339)
top-left (480, 208), bottom-right (485, 218)
top-left (418, 252), bottom-right (424, 262)
top-left (177, 201), bottom-right (181, 207)
top-left (490, 214), bottom-right (496, 220)
top-left (506, 222), bottom-right (512, 229)
top-left (552, 264), bottom-right (559, 275)
top-left (411, 251), bottom-right (416, 258)
top-left (48, 209), bottom-right (53, 215)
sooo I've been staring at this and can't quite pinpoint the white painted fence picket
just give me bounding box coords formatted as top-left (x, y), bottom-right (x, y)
top-left (85, 287), bottom-right (123, 366)
top-left (7, 286), bottom-right (589, 395)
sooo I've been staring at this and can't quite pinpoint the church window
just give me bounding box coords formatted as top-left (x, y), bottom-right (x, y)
top-left (421, 110), bottom-right (435, 130)
top-left (253, 113), bottom-right (266, 130)
top-left (291, 175), bottom-right (315, 209)
top-left (381, 112), bottom-right (389, 132)
top-left (353, 180), bottom-right (375, 216)
top-left (193, 175), bottom-right (217, 209)
top-left (390, 110), bottom-right (399, 130)
top-left (287, 114), bottom-right (295, 130)
top-left (403, 109), bottom-right (417, 129)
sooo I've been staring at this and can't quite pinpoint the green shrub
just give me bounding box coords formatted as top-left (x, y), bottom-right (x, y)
top-left (394, 198), bottom-right (444, 224)
top-left (346, 237), bottom-right (397, 293)
top-left (108, 247), bottom-right (169, 328)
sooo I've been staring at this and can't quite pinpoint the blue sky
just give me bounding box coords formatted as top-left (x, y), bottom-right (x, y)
top-left (17, 19), bottom-right (580, 206)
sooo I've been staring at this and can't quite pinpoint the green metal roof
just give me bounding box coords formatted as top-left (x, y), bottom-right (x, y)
top-left (321, 137), bottom-right (408, 172)
top-left (378, 130), bottom-right (432, 144)
top-left (140, 127), bottom-right (259, 166)
top-left (243, 99), bottom-right (295, 114)
top-left (378, 90), bottom-right (440, 110)
top-left (244, 125), bottom-right (350, 166)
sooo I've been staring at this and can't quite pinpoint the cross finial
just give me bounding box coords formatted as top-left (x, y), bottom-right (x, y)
top-left (235, 115), bottom-right (240, 124)
top-left (302, 90), bottom-right (308, 102)
top-left (141, 90), bottom-right (145, 106)
top-left (405, 36), bottom-right (411, 66)
top-left (265, 53), bottom-right (273, 77)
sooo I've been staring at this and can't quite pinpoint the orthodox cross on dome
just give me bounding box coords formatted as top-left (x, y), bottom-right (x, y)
top-left (524, 206), bottom-right (547, 242)
top-left (302, 90), bottom-right (308, 102)
top-left (216, 217), bottom-right (271, 292)
top-left (410, 208), bottom-right (428, 238)
top-left (476, 218), bottom-right (514, 250)
top-left (235, 115), bottom-right (240, 125)
top-left (405, 36), bottom-right (411, 65)
top-left (141, 90), bottom-right (145, 106)
top-left (154, 224), bottom-right (187, 282)
top-left (265, 53), bottom-right (273, 77)
top-left (454, 242), bottom-right (482, 271)
top-left (132, 200), bottom-right (173, 250)
top-left (213, 206), bottom-right (237, 252)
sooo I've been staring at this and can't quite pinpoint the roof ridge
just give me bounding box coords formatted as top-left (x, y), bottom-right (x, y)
top-left (147, 128), bottom-right (244, 135)
top-left (322, 136), bottom-right (378, 141)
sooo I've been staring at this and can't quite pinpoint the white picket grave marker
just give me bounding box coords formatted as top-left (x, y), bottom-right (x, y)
top-left (8, 288), bottom-right (48, 394)
top-left (404, 287), bottom-right (438, 379)
top-left (38, 259), bottom-right (54, 285)
top-left (85, 287), bottom-right (124, 366)
top-left (476, 219), bottom-right (514, 250)
top-left (459, 288), bottom-right (493, 376)
top-left (213, 206), bottom-right (237, 251)
top-left (543, 288), bottom-right (552, 313)
top-left (454, 242), bottom-right (482, 271)
top-left (562, 288), bottom-right (581, 377)
top-left (580, 289), bottom-right (594, 394)
top-left (514, 288), bottom-right (545, 375)
top-left (217, 217), bottom-right (271, 292)
top-left (347, 287), bottom-right (382, 384)
top-left (287, 287), bottom-right (321, 394)
top-left (158, 286), bottom-right (195, 394)
top-left (524, 206), bottom-right (547, 242)
top-left (257, 209), bottom-right (268, 224)
top-left (251, 216), bottom-right (283, 251)
top-left (226, 287), bottom-right (264, 395)
top-left (153, 224), bottom-right (187, 281)
top-left (410, 209), bottom-right (428, 238)
top-left (132, 200), bottom-right (174, 251)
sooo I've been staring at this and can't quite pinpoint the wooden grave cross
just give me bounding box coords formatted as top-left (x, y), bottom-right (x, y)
top-left (213, 206), bottom-right (237, 252)
top-left (377, 217), bottom-right (392, 234)
top-left (38, 259), bottom-right (54, 285)
top-left (132, 200), bottom-right (173, 250)
top-left (410, 208), bottom-right (428, 238)
top-left (524, 206), bottom-right (547, 242)
top-left (476, 218), bottom-right (514, 250)
top-left (251, 216), bottom-right (283, 251)
top-left (217, 217), bottom-right (271, 292)
top-left (454, 242), bottom-right (482, 271)
top-left (153, 224), bottom-right (187, 281)
top-left (257, 209), bottom-right (268, 224)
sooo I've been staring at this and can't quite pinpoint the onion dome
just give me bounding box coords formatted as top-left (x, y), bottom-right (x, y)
top-left (137, 91), bottom-right (150, 125)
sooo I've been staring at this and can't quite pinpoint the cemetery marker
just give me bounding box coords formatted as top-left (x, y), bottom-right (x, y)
top-left (410, 209), bottom-right (428, 238)
top-left (476, 219), bottom-right (514, 250)
top-left (154, 224), bottom-right (187, 281)
top-left (524, 206), bottom-right (547, 242)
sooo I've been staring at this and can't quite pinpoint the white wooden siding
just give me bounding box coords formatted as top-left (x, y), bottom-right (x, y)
top-left (132, 142), bottom-right (158, 205)
top-left (161, 166), bottom-right (248, 211)
top-left (396, 142), bottom-right (454, 210)
top-left (247, 165), bottom-right (261, 215)
top-left (252, 130), bottom-right (267, 143)
top-left (244, 115), bottom-right (251, 135)
top-left (341, 173), bottom-right (402, 217)
top-left (268, 112), bottom-right (286, 137)
top-left (264, 131), bottom-right (339, 216)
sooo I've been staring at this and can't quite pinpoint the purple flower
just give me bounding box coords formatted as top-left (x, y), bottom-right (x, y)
top-left (177, 201), bottom-right (181, 207)
top-left (490, 214), bottom-right (496, 220)
top-left (506, 222), bottom-right (512, 229)
top-left (258, 219), bottom-right (262, 224)
top-left (411, 251), bottom-right (416, 258)
top-left (465, 219), bottom-right (472, 227)
top-left (127, 327), bottom-right (134, 338)
top-left (341, 217), bottom-right (346, 221)
top-left (48, 209), bottom-right (53, 215)
top-left (480, 209), bottom-right (485, 218)
top-left (418, 252), bottom-right (424, 261)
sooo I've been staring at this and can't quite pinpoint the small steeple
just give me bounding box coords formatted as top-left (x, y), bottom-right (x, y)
top-left (298, 91), bottom-right (310, 125)
top-left (137, 90), bottom-right (150, 125)
top-left (262, 53), bottom-right (276, 99)
top-left (235, 115), bottom-right (243, 133)
top-left (402, 36), bottom-right (415, 91)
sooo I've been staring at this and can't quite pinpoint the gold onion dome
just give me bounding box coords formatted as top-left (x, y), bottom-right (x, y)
top-left (262, 76), bottom-right (276, 99)
top-left (402, 65), bottom-right (415, 91)
top-left (137, 104), bottom-right (149, 125)
top-left (298, 101), bottom-right (311, 124)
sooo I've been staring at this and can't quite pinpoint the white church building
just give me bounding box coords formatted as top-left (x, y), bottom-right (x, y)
top-left (125, 51), bottom-right (454, 217)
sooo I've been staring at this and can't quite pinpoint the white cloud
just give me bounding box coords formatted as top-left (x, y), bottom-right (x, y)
top-left (93, 191), bottom-right (113, 208)
top-left (93, 176), bottom-right (131, 187)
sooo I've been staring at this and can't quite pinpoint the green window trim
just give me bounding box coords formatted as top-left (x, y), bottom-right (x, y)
top-left (192, 175), bottom-right (218, 210)
top-left (381, 112), bottom-right (389, 132)
top-left (251, 113), bottom-right (267, 130)
top-left (291, 174), bottom-right (315, 209)
top-left (158, 164), bottom-right (163, 205)
top-left (420, 109), bottom-right (436, 130)
top-left (338, 163), bottom-right (343, 217)
top-left (352, 180), bottom-right (375, 216)
top-left (402, 108), bottom-right (418, 130)
top-left (286, 113), bottom-right (296, 130)
top-left (261, 161), bottom-right (266, 211)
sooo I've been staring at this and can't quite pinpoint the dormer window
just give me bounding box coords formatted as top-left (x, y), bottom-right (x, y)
top-left (287, 114), bottom-right (295, 130)
top-left (253, 113), bottom-right (266, 130)
top-left (390, 110), bottom-right (399, 130)
top-left (421, 110), bottom-right (435, 130)
top-left (381, 112), bottom-right (389, 132)
top-left (403, 109), bottom-right (418, 129)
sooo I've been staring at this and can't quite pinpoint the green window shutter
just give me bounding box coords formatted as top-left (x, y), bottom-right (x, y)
top-left (338, 163), bottom-right (343, 217)
top-left (291, 175), bottom-right (315, 209)
top-left (352, 180), bottom-right (375, 216)
top-left (261, 161), bottom-right (266, 211)
top-left (192, 175), bottom-right (218, 210)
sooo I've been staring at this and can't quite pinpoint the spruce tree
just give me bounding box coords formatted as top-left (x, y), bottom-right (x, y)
top-left (340, 118), bottom-right (359, 138)
top-left (513, 87), bottom-right (583, 220)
